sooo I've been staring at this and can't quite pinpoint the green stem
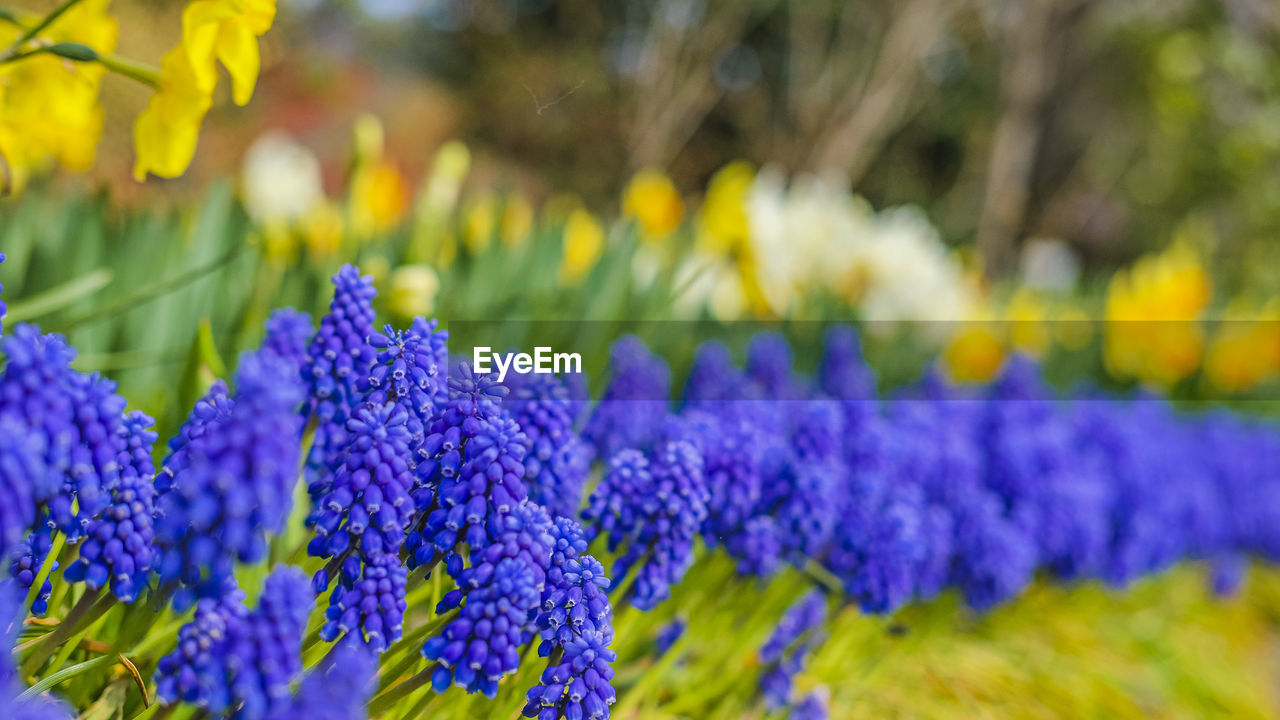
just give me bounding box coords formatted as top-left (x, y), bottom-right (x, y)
top-left (21, 589), bottom-right (114, 674)
top-left (366, 663), bottom-right (439, 716)
top-left (95, 52), bottom-right (160, 87)
top-left (17, 651), bottom-right (113, 698)
top-left (0, 0), bottom-right (85, 60)
top-left (21, 530), bottom-right (65, 618)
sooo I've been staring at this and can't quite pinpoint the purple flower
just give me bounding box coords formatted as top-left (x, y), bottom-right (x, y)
top-left (508, 374), bottom-right (592, 520)
top-left (277, 642), bottom-right (376, 720)
top-left (423, 557), bottom-right (542, 697)
top-left (0, 418), bottom-right (44, 556)
top-left (63, 412), bottom-right (159, 602)
top-left (303, 265), bottom-right (378, 498)
top-left (260, 308), bottom-right (314, 372)
top-left (582, 336), bottom-right (669, 459)
top-left (156, 352), bottom-right (304, 607)
top-left (654, 617), bottom-right (684, 655)
top-left (159, 380), bottom-right (234, 495)
top-left (320, 550), bottom-right (408, 653)
top-left (359, 324), bottom-right (447, 443)
top-left (522, 631), bottom-right (617, 720)
top-left (586, 442), bottom-right (708, 611)
top-left (406, 364), bottom-right (527, 570)
top-left (155, 567), bottom-right (311, 720)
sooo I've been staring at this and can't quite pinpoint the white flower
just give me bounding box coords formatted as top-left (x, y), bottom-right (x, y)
top-left (241, 130), bottom-right (324, 225)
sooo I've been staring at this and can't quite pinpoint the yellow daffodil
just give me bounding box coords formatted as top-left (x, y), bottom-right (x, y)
top-left (623, 169), bottom-right (684, 241)
top-left (500, 194), bottom-right (534, 249)
top-left (560, 208), bottom-right (605, 284)
top-left (133, 46), bottom-right (214, 180)
top-left (1104, 240), bottom-right (1211, 387)
top-left (0, 0), bottom-right (117, 190)
top-left (942, 317), bottom-right (1006, 384)
top-left (1005, 288), bottom-right (1050, 357)
top-left (698, 161), bottom-right (753, 255)
top-left (1204, 298), bottom-right (1279, 394)
top-left (349, 160), bottom-right (409, 239)
top-left (182, 0), bottom-right (276, 104)
top-left (303, 201), bottom-right (343, 259)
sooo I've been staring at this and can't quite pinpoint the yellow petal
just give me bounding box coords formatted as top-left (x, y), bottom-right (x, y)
top-left (133, 48), bottom-right (213, 180)
top-left (182, 0), bottom-right (237, 94)
top-left (216, 21), bottom-right (260, 105)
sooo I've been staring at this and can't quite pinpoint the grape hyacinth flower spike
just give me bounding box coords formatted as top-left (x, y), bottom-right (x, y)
top-left (303, 264), bottom-right (378, 495)
top-left (156, 352), bottom-right (305, 607)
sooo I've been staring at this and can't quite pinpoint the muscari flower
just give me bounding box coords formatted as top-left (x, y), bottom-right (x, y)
top-left (654, 617), bottom-right (684, 655)
top-left (758, 590), bottom-right (826, 711)
top-left (423, 556), bottom-right (542, 697)
top-left (509, 373), bottom-right (593, 520)
top-left (156, 352), bottom-right (304, 607)
top-left (155, 567), bottom-right (311, 720)
top-left (405, 364), bottom-right (527, 570)
top-left (585, 442), bottom-right (708, 611)
top-left (303, 265), bottom-right (377, 499)
top-left (745, 332), bottom-right (802, 402)
top-left (681, 340), bottom-right (746, 408)
top-left (522, 630), bottom-right (617, 720)
top-left (357, 323), bottom-right (447, 446)
top-left (277, 642), bottom-right (376, 720)
top-left (308, 402), bottom-right (415, 573)
top-left (0, 418), bottom-right (44, 556)
top-left (534, 548), bottom-right (611, 655)
top-left (63, 411), bottom-right (159, 602)
top-left (0, 584), bottom-right (73, 720)
top-left (260, 308), bottom-right (314, 372)
top-left (159, 379), bottom-right (234, 494)
top-left (582, 336), bottom-right (670, 459)
top-left (9, 518), bottom-right (56, 614)
top-left (320, 550), bottom-right (407, 653)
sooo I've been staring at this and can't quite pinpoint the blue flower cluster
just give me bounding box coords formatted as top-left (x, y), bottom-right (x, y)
top-left (156, 352), bottom-right (304, 606)
top-left (260, 307), bottom-right (315, 372)
top-left (758, 590), bottom-right (827, 712)
top-left (0, 584), bottom-right (72, 720)
top-left (303, 265), bottom-right (378, 493)
top-left (582, 335), bottom-right (670, 458)
top-left (583, 441), bottom-right (709, 610)
top-left (156, 567), bottom-right (312, 720)
top-left (507, 373), bottom-right (593, 519)
top-left (406, 364), bottom-right (528, 567)
top-left (63, 411), bottom-right (158, 601)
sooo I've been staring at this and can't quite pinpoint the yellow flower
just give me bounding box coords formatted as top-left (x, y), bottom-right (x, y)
top-left (464, 195), bottom-right (497, 255)
top-left (132, 46), bottom-right (213, 180)
top-left (698, 161), bottom-right (754, 255)
top-left (623, 169), bottom-right (684, 241)
top-left (560, 208), bottom-right (605, 284)
top-left (1005, 288), bottom-right (1050, 357)
top-left (349, 160), bottom-right (409, 239)
top-left (942, 321), bottom-right (1006, 384)
top-left (182, 0), bottom-right (276, 104)
top-left (500, 194), bottom-right (534, 249)
top-left (303, 201), bottom-right (343, 258)
top-left (388, 265), bottom-right (440, 318)
top-left (1103, 240), bottom-right (1211, 387)
top-left (1204, 299), bottom-right (1279, 394)
top-left (0, 0), bottom-right (117, 189)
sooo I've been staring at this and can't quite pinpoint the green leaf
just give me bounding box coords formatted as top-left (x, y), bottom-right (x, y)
top-left (5, 268), bottom-right (112, 324)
